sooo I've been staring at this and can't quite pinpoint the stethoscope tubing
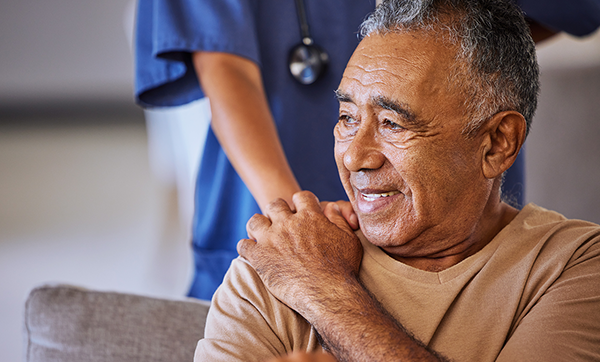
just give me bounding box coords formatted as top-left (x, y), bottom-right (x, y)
top-left (294, 0), bottom-right (313, 44)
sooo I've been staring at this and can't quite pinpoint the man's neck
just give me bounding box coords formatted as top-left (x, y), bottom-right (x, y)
top-left (385, 202), bottom-right (520, 272)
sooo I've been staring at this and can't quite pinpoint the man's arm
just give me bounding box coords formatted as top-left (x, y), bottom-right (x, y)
top-left (238, 191), bottom-right (447, 362)
top-left (193, 52), bottom-right (301, 211)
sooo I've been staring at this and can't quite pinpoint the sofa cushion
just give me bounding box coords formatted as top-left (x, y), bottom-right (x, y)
top-left (23, 284), bottom-right (210, 362)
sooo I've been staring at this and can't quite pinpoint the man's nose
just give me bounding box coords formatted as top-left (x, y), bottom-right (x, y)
top-left (343, 127), bottom-right (386, 172)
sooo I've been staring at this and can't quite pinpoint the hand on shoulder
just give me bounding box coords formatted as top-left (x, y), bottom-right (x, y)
top-left (237, 191), bottom-right (363, 314)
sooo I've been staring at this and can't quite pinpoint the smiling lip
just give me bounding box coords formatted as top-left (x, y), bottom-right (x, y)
top-left (361, 190), bottom-right (401, 201)
top-left (355, 188), bottom-right (402, 213)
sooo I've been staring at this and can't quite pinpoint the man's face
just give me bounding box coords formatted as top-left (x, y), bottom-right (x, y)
top-left (335, 32), bottom-right (492, 260)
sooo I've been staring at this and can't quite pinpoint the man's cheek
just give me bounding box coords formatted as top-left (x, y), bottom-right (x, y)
top-left (333, 143), bottom-right (345, 168)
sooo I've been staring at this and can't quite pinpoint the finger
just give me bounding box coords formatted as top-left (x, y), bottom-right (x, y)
top-left (323, 202), bottom-right (355, 235)
top-left (337, 201), bottom-right (359, 230)
top-left (237, 238), bottom-right (257, 260)
top-left (291, 190), bottom-right (322, 213)
top-left (320, 201), bottom-right (358, 230)
top-left (246, 213), bottom-right (271, 240)
top-left (264, 197), bottom-right (294, 221)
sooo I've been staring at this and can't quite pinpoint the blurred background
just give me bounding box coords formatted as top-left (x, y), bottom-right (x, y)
top-left (0, 1), bottom-right (599, 361)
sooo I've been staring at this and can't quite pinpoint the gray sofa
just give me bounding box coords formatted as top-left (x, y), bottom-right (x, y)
top-left (23, 284), bottom-right (210, 362)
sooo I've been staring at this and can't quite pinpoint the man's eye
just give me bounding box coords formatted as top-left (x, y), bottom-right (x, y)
top-left (335, 114), bottom-right (358, 140)
top-left (383, 119), bottom-right (404, 130)
top-left (339, 115), bottom-right (358, 125)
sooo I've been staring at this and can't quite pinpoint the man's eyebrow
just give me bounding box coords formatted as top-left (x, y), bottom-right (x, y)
top-left (334, 89), bottom-right (353, 103)
top-left (335, 90), bottom-right (422, 126)
top-left (373, 96), bottom-right (418, 124)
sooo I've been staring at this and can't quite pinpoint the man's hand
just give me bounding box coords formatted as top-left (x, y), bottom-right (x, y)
top-left (237, 191), bottom-right (363, 315)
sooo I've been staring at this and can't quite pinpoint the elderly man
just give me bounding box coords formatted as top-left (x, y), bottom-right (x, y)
top-left (195, 0), bottom-right (600, 361)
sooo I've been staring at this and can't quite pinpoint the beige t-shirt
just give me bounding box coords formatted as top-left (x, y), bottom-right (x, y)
top-left (195, 204), bottom-right (600, 361)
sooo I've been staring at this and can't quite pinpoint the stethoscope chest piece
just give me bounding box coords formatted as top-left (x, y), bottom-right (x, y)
top-left (288, 38), bottom-right (329, 85)
top-left (288, 0), bottom-right (329, 85)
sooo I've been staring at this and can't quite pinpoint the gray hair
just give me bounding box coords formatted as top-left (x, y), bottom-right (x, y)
top-left (360, 0), bottom-right (539, 137)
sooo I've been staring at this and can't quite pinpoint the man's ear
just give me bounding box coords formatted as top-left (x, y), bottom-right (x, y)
top-left (480, 111), bottom-right (527, 179)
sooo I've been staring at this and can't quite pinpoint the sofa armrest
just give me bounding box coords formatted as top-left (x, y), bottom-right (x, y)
top-left (23, 284), bottom-right (210, 362)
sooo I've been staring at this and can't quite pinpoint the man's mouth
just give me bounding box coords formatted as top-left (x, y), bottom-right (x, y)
top-left (361, 191), bottom-right (401, 202)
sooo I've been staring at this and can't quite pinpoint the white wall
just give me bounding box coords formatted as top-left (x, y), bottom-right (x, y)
top-left (0, 0), bottom-right (136, 106)
top-left (536, 32), bottom-right (600, 71)
top-left (526, 32), bottom-right (600, 224)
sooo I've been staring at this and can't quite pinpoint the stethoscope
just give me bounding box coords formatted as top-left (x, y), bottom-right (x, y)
top-left (288, 0), bottom-right (329, 85)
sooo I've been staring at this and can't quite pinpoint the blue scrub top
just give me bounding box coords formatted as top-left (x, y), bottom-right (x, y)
top-left (517, 0), bottom-right (600, 36)
top-left (135, 0), bottom-right (375, 299)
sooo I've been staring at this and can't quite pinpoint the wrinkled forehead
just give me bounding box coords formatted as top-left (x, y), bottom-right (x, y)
top-left (338, 31), bottom-right (472, 130)
top-left (348, 31), bottom-right (456, 76)
top-left (340, 31), bottom-right (459, 101)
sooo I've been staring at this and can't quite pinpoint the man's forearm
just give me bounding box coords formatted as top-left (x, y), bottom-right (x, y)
top-left (305, 277), bottom-right (447, 362)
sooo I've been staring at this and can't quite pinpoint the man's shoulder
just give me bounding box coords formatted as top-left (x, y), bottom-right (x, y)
top-left (512, 203), bottom-right (600, 249)
top-left (494, 206), bottom-right (600, 361)
top-left (518, 203), bottom-right (599, 228)
top-left (498, 203), bottom-right (600, 257)
top-left (498, 203), bottom-right (600, 291)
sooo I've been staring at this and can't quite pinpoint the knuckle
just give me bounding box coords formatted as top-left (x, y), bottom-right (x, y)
top-left (246, 213), bottom-right (267, 233)
top-left (236, 239), bottom-right (248, 256)
top-left (293, 191), bottom-right (320, 209)
top-left (237, 238), bottom-right (255, 259)
top-left (266, 198), bottom-right (290, 212)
